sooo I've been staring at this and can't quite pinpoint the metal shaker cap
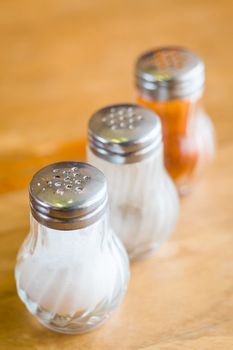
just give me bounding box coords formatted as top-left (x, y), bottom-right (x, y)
top-left (135, 46), bottom-right (205, 100)
top-left (88, 103), bottom-right (162, 164)
top-left (29, 162), bottom-right (108, 230)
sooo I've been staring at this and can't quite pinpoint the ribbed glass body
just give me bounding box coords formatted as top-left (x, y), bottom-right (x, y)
top-left (136, 91), bottom-right (215, 195)
top-left (87, 145), bottom-right (179, 260)
top-left (15, 213), bottom-right (129, 334)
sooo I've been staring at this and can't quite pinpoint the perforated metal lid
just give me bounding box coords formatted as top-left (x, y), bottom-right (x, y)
top-left (135, 46), bottom-right (205, 100)
top-left (88, 104), bottom-right (162, 164)
top-left (29, 162), bottom-right (108, 230)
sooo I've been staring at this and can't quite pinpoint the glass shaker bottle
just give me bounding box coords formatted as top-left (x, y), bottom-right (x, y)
top-left (87, 104), bottom-right (179, 260)
top-left (135, 46), bottom-right (215, 195)
top-left (15, 162), bottom-right (129, 334)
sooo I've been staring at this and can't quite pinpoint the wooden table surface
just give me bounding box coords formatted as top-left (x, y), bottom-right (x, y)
top-left (0, 0), bottom-right (233, 349)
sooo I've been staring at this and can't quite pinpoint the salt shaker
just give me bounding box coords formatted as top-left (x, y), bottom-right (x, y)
top-left (135, 46), bottom-right (215, 195)
top-left (87, 104), bottom-right (179, 260)
top-left (15, 162), bottom-right (129, 334)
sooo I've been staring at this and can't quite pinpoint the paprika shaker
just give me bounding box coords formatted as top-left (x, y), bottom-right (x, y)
top-left (135, 46), bottom-right (215, 195)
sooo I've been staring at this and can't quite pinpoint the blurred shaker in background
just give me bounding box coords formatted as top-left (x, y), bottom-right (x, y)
top-left (135, 46), bottom-right (215, 195)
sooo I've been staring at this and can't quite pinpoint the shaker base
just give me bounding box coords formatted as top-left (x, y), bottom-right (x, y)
top-left (128, 243), bottom-right (161, 261)
top-left (17, 287), bottom-right (117, 334)
top-left (178, 183), bottom-right (192, 197)
top-left (37, 313), bottom-right (110, 334)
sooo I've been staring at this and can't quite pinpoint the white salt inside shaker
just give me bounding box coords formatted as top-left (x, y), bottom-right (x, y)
top-left (87, 104), bottom-right (180, 260)
top-left (15, 162), bottom-right (129, 334)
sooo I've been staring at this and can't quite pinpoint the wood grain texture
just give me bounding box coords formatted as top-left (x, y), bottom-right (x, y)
top-left (0, 0), bottom-right (232, 349)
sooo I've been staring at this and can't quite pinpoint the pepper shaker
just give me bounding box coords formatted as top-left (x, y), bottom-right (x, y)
top-left (135, 46), bottom-right (215, 195)
top-left (87, 104), bottom-right (179, 260)
top-left (15, 162), bottom-right (129, 334)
